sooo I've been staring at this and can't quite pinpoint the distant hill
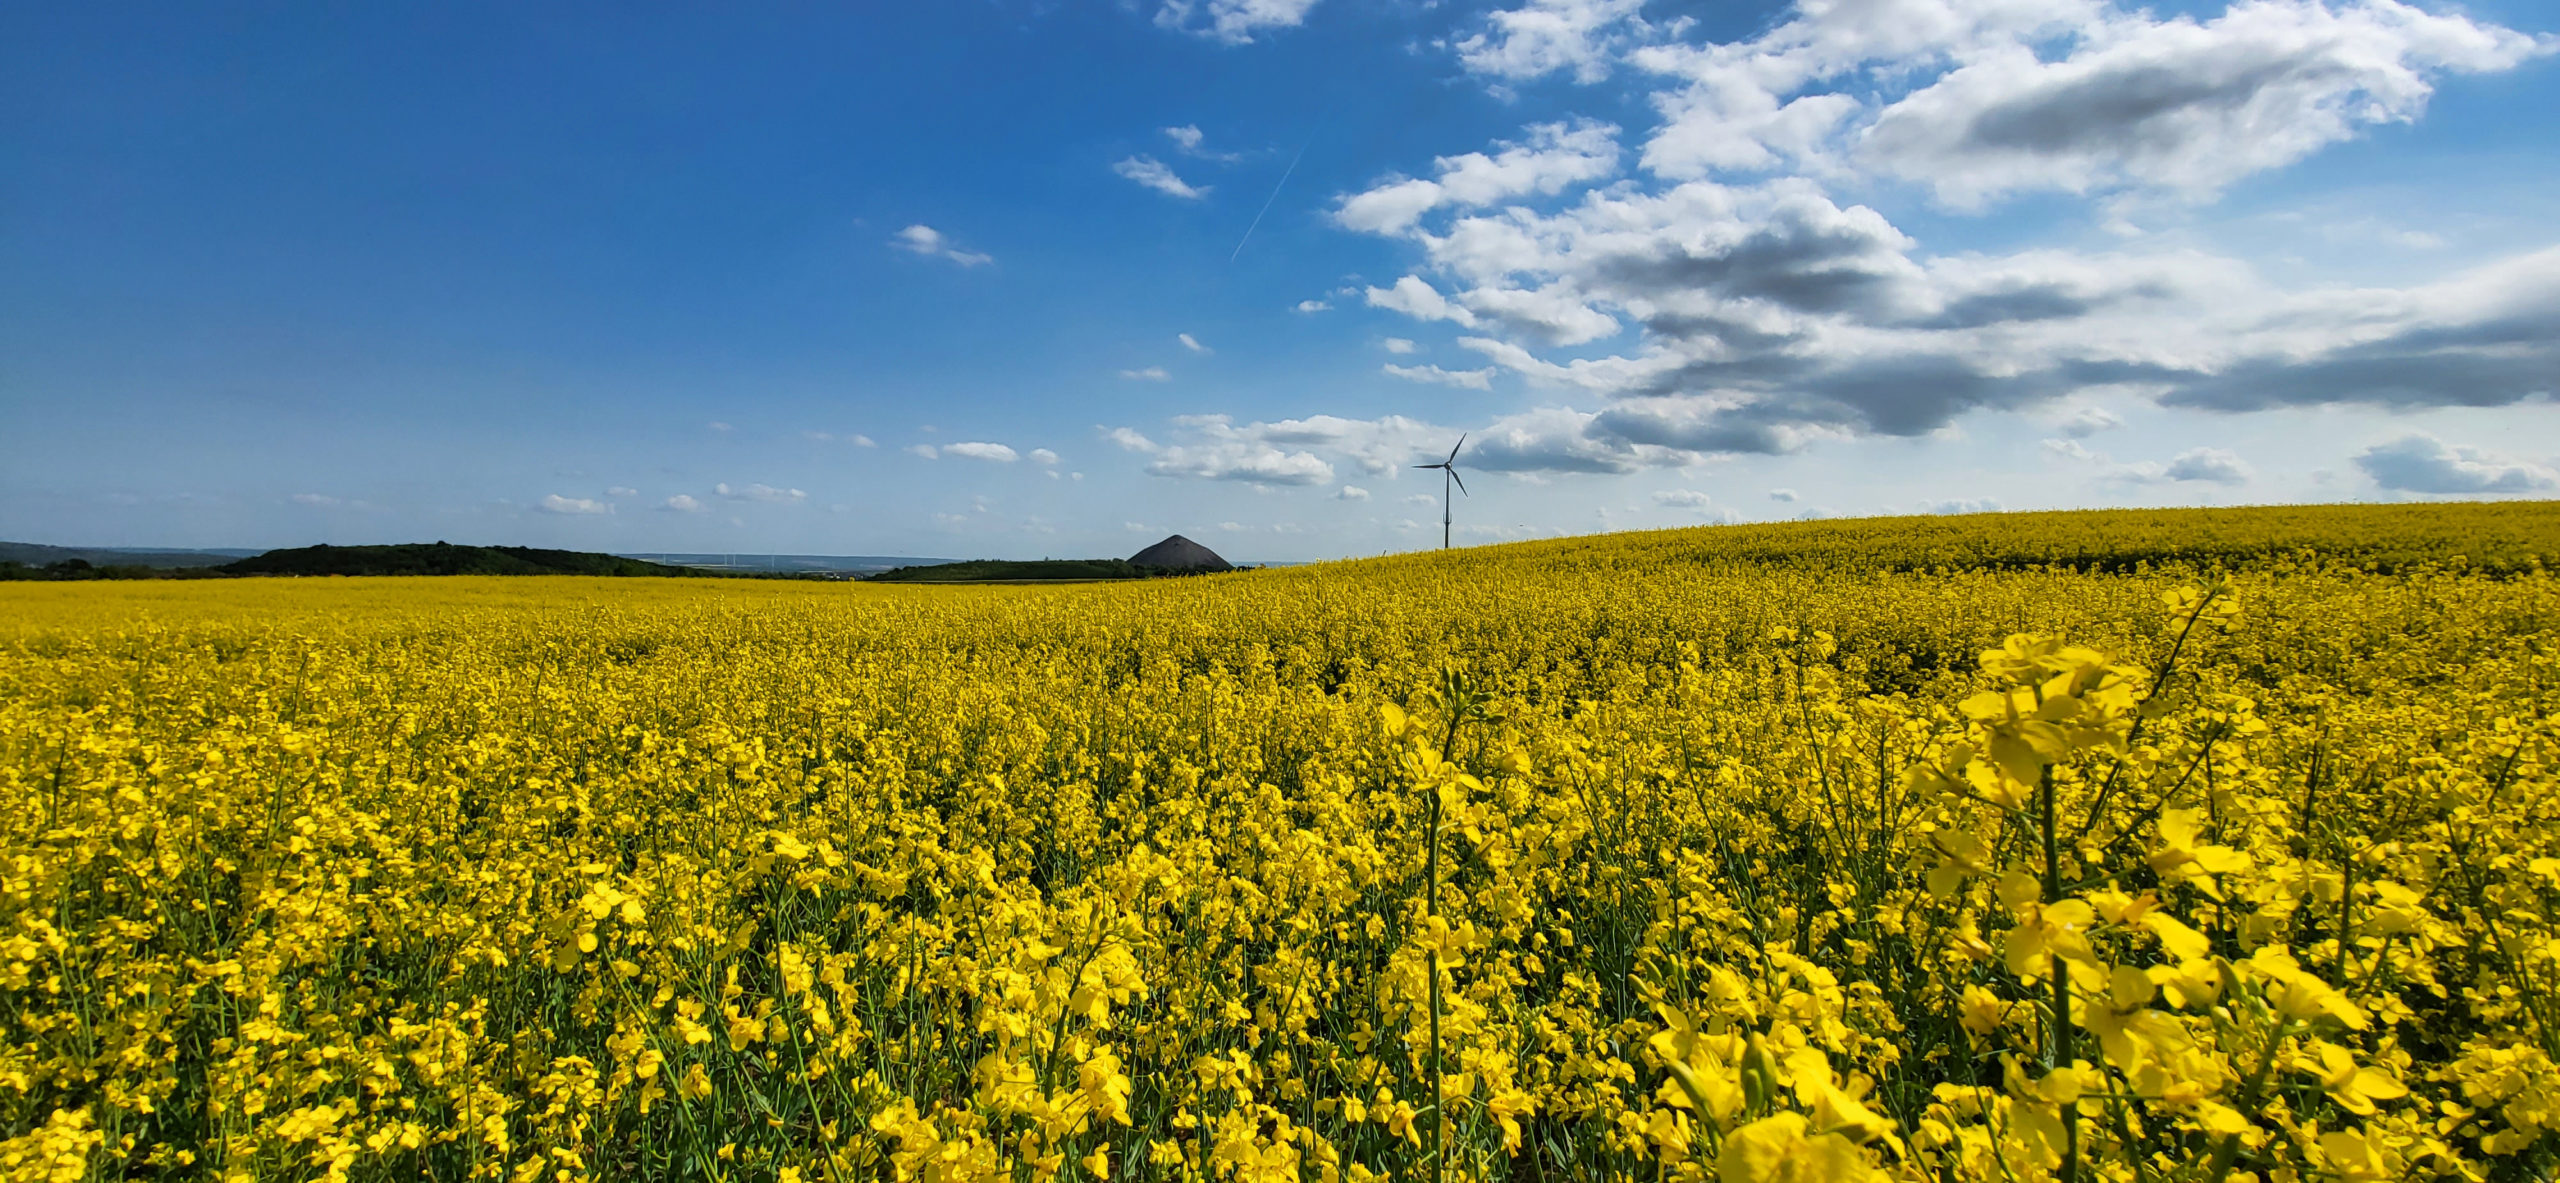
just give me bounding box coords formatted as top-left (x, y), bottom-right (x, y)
top-left (0, 542), bottom-right (257, 569)
top-left (222, 543), bottom-right (698, 578)
top-left (866, 558), bottom-right (1142, 583)
top-left (1129, 534), bottom-right (1232, 572)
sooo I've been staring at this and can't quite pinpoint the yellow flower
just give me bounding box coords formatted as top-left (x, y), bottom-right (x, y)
top-left (2301, 1043), bottom-right (2409, 1116)
top-left (1716, 1113), bottom-right (1880, 1183)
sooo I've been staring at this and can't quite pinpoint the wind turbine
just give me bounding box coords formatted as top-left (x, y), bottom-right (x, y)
top-left (1414, 434), bottom-right (1468, 549)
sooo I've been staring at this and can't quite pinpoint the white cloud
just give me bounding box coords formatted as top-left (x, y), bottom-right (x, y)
top-left (1768, 488), bottom-right (1798, 502)
top-left (1114, 155), bottom-right (1211, 200)
top-left (662, 494), bottom-right (707, 513)
top-left (1652, 488), bottom-right (1714, 507)
top-left (1336, 485), bottom-right (1371, 500)
top-left (2354, 433), bottom-right (2559, 494)
top-left (1295, 299), bottom-right (1332, 313)
top-left (607, 486), bottom-right (638, 497)
top-left (715, 482), bottom-right (807, 503)
top-left (1383, 363), bottom-right (1496, 390)
top-left (1120, 366), bottom-right (1172, 381)
top-left (1364, 276), bottom-right (1480, 327)
top-left (851, 434), bottom-right (877, 448)
top-left (1179, 332), bottom-right (1211, 353)
top-left (1334, 120), bottom-right (1620, 235)
top-left (1330, 112), bottom-right (2560, 457)
top-left (1029, 448), bottom-right (1060, 465)
top-left (905, 444), bottom-right (939, 460)
top-left (943, 442), bottom-right (1020, 463)
top-left (2163, 447), bottom-right (2252, 485)
top-left (539, 494), bottom-right (613, 515)
top-left (707, 421), bottom-right (733, 433)
top-left (1922, 497), bottom-right (2004, 515)
top-left (891, 224), bottom-right (993, 267)
top-left (1860, 1), bottom-right (2550, 207)
top-left (1102, 414), bottom-right (1366, 485)
top-left (2043, 438), bottom-right (2100, 461)
top-left (1454, 0), bottom-right (1651, 84)
top-left (1405, 494), bottom-right (1439, 506)
top-left (2056, 406), bottom-right (2124, 437)
top-left (1146, 444), bottom-right (1333, 485)
top-left (1164, 124), bottom-right (1242, 161)
top-left (1381, 337), bottom-right (1419, 355)
top-left (290, 492), bottom-right (340, 508)
top-left (1154, 0), bottom-right (1321, 45)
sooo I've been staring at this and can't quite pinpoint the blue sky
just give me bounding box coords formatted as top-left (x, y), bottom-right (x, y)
top-left (5, 0), bottom-right (2556, 560)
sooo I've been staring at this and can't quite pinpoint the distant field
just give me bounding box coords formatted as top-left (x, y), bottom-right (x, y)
top-left (5, 501), bottom-right (2557, 1181)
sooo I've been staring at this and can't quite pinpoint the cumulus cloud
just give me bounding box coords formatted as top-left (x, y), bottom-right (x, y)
top-left (2055, 406), bottom-right (2124, 437)
top-left (1120, 366), bottom-right (1171, 381)
top-left (716, 483), bottom-right (807, 503)
top-left (1768, 488), bottom-right (1799, 502)
top-left (1336, 485), bottom-right (1371, 500)
top-left (1114, 155), bottom-right (1210, 199)
top-left (1382, 337), bottom-right (1419, 354)
top-left (1179, 333), bottom-right (1211, 353)
top-left (905, 444), bottom-right (939, 460)
top-left (891, 224), bottom-right (993, 267)
top-left (661, 494), bottom-right (707, 513)
top-left (2163, 447), bottom-right (2252, 485)
top-left (1272, 0), bottom-right (2542, 473)
top-left (1652, 488), bottom-right (1713, 507)
top-left (538, 494), bottom-right (613, 515)
top-left (1155, 0), bottom-right (1320, 45)
top-left (1332, 105), bottom-right (2560, 459)
top-left (1922, 497), bottom-right (2005, 515)
top-left (1454, 0), bottom-right (1652, 84)
top-left (943, 442), bottom-right (1020, 463)
top-left (1858, 1), bottom-right (2550, 207)
top-left (2353, 433), bottom-right (2558, 494)
top-left (1029, 448), bottom-right (1060, 465)
top-left (1334, 120), bottom-right (1620, 235)
top-left (1164, 124), bottom-right (1242, 161)
top-left (1383, 363), bottom-right (1495, 390)
top-left (1294, 299), bottom-right (1332, 313)
top-left (1104, 415), bottom-right (1337, 485)
top-left (1365, 276), bottom-right (1480, 327)
top-left (607, 486), bottom-right (639, 497)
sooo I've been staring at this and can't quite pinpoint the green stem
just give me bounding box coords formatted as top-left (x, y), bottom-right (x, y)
top-left (1426, 781), bottom-right (1446, 1183)
top-left (2203, 1018), bottom-right (2296, 1183)
top-left (2041, 767), bottom-right (2080, 1183)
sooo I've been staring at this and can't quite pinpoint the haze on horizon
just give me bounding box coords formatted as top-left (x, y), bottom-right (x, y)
top-left (4, 0), bottom-right (2557, 561)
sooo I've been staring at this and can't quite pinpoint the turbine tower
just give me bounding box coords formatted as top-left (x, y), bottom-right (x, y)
top-left (1414, 434), bottom-right (1468, 550)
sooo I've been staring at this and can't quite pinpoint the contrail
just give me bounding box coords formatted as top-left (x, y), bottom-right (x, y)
top-left (1230, 138), bottom-right (1309, 263)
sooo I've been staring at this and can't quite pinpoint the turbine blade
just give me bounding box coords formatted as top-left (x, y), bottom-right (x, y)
top-left (1447, 435), bottom-right (1465, 464)
top-left (1449, 469), bottom-right (1468, 496)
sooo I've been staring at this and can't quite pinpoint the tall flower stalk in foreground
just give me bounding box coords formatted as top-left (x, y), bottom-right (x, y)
top-left (1383, 668), bottom-right (1495, 1183)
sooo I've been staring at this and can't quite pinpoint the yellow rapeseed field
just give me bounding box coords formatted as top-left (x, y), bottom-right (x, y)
top-left (6, 502), bottom-right (2560, 1182)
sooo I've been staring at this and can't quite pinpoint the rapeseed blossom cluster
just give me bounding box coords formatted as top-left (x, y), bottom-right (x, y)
top-left (3, 503), bottom-right (2557, 1181)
